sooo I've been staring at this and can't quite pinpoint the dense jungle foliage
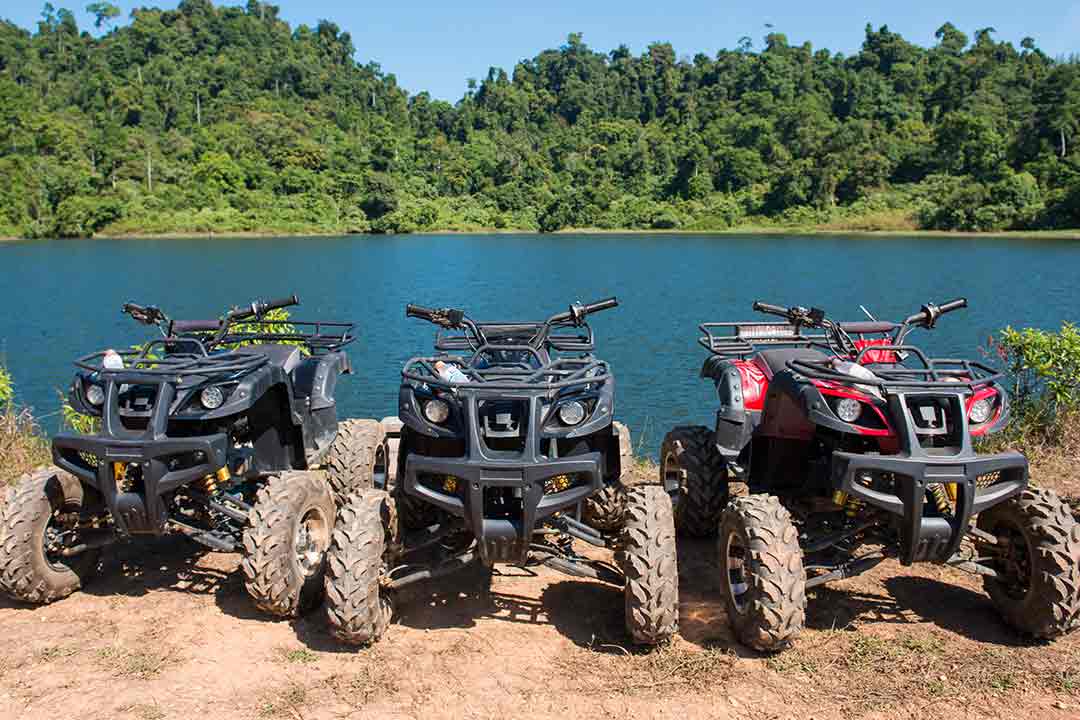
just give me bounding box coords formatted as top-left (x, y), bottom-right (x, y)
top-left (1, 0), bottom-right (1079, 237)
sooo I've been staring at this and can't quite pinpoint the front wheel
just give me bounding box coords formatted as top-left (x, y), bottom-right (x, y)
top-left (241, 471), bottom-right (336, 618)
top-left (324, 489), bottom-right (398, 646)
top-left (977, 487), bottom-right (1080, 639)
top-left (617, 485), bottom-right (679, 645)
top-left (718, 495), bottom-right (806, 652)
top-left (0, 467), bottom-right (102, 604)
top-left (324, 419), bottom-right (386, 504)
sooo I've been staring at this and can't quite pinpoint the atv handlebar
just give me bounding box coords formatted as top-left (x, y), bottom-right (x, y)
top-left (550, 297), bottom-right (619, 325)
top-left (227, 294), bottom-right (300, 322)
top-left (903, 297), bottom-right (967, 328)
top-left (752, 301), bottom-right (791, 319)
top-left (406, 304), bottom-right (437, 321)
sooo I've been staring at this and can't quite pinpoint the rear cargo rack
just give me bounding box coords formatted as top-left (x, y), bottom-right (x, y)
top-left (788, 345), bottom-right (1003, 390)
top-left (215, 319), bottom-right (355, 354)
top-left (699, 322), bottom-right (828, 358)
top-left (435, 322), bottom-right (594, 354)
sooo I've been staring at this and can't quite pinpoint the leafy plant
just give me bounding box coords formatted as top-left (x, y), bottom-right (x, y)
top-left (0, 363), bottom-right (12, 408)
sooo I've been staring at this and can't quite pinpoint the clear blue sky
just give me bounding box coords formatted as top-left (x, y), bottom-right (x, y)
top-left (1, 0), bottom-right (1078, 100)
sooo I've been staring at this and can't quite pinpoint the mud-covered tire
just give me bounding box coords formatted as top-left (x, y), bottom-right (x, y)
top-left (977, 487), bottom-right (1080, 639)
top-left (661, 426), bottom-right (729, 537)
top-left (718, 495), bottom-right (806, 652)
top-left (0, 467), bottom-right (101, 604)
top-left (241, 471), bottom-right (336, 618)
top-left (325, 419), bottom-right (386, 504)
top-left (583, 422), bottom-right (633, 531)
top-left (617, 485), bottom-right (679, 645)
top-left (325, 489), bottom-right (397, 646)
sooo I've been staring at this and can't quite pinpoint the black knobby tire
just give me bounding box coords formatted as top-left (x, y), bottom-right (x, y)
top-left (583, 421), bottom-right (633, 531)
top-left (718, 495), bottom-right (806, 652)
top-left (616, 485), bottom-right (679, 645)
top-left (977, 487), bottom-right (1080, 639)
top-left (325, 419), bottom-right (386, 504)
top-left (0, 467), bottom-right (101, 604)
top-left (324, 489), bottom-right (398, 645)
top-left (661, 426), bottom-right (729, 537)
top-left (241, 471), bottom-right (336, 618)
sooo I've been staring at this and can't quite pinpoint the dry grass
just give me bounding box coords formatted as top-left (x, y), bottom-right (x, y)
top-left (95, 643), bottom-right (178, 680)
top-left (817, 208), bottom-right (919, 232)
top-left (761, 629), bottom-right (1080, 715)
top-left (555, 643), bottom-right (739, 697)
top-left (0, 407), bottom-right (50, 486)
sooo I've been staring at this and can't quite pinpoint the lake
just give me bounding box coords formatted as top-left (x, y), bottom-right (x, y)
top-left (2, 233), bottom-right (1078, 456)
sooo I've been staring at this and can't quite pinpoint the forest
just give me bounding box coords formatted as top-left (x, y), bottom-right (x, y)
top-left (0, 0), bottom-right (1078, 237)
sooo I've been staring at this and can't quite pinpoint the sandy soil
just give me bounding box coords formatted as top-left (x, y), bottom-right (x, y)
top-left (0, 460), bottom-right (1077, 720)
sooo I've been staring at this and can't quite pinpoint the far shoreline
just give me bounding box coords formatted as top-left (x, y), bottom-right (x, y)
top-left (3, 226), bottom-right (1080, 242)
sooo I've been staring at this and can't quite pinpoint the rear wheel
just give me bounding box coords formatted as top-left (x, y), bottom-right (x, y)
top-left (324, 489), bottom-right (398, 645)
top-left (617, 485), bottom-right (679, 645)
top-left (718, 495), bottom-right (806, 652)
top-left (977, 487), bottom-right (1080, 639)
top-left (241, 471), bottom-right (336, 618)
top-left (661, 426), bottom-right (729, 537)
top-left (583, 421), bottom-right (632, 531)
top-left (0, 467), bottom-right (102, 604)
top-left (325, 419), bottom-right (386, 504)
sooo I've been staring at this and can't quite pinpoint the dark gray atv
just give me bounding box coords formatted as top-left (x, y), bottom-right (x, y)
top-left (0, 296), bottom-right (387, 618)
top-left (322, 298), bottom-right (677, 648)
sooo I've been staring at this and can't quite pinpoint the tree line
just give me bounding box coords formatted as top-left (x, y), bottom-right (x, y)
top-left (1, 0), bottom-right (1078, 237)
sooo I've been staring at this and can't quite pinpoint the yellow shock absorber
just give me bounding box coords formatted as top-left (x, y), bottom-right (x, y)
top-left (832, 490), bottom-right (849, 508)
top-left (844, 495), bottom-right (862, 517)
top-left (944, 483), bottom-right (958, 503)
top-left (201, 467), bottom-right (231, 495)
top-left (928, 484), bottom-right (952, 515)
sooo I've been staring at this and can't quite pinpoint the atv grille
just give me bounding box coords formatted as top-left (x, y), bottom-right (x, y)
top-left (976, 471), bottom-right (1001, 488)
top-left (478, 400), bottom-right (528, 453)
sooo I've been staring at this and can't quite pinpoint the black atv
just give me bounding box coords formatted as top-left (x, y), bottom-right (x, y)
top-left (0, 296), bottom-right (387, 617)
top-left (322, 298), bottom-right (678, 647)
top-left (663, 298), bottom-right (1080, 650)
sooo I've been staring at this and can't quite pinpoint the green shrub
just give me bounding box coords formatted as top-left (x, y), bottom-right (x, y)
top-left (995, 323), bottom-right (1080, 446)
top-left (0, 364), bottom-right (11, 407)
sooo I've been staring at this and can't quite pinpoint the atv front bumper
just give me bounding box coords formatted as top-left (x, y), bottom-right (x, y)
top-left (830, 449), bottom-right (1027, 564)
top-left (403, 452), bottom-right (604, 564)
top-left (52, 431), bottom-right (229, 535)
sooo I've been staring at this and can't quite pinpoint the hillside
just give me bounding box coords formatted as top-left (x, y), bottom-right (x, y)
top-left (0, 1), bottom-right (1078, 237)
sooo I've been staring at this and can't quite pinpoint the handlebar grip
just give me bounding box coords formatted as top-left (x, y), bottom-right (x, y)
top-left (753, 301), bottom-right (790, 317)
top-left (938, 297), bottom-right (968, 314)
top-left (171, 319), bottom-right (221, 333)
top-left (263, 295), bottom-right (299, 312)
top-left (406, 304), bottom-right (436, 320)
top-left (583, 297), bottom-right (618, 314)
top-left (121, 302), bottom-right (145, 315)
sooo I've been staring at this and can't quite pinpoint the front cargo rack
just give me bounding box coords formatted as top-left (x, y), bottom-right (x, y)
top-left (787, 345), bottom-right (1004, 390)
top-left (435, 322), bottom-right (594, 354)
top-left (403, 348), bottom-right (610, 393)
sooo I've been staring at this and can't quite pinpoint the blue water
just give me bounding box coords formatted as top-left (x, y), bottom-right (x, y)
top-left (2, 233), bottom-right (1078, 455)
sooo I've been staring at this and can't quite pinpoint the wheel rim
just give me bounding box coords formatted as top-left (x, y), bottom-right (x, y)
top-left (373, 444), bottom-right (388, 490)
top-left (988, 519), bottom-right (1034, 601)
top-left (724, 530), bottom-right (751, 613)
top-left (42, 508), bottom-right (82, 572)
top-left (294, 507), bottom-right (330, 578)
top-left (662, 450), bottom-right (685, 505)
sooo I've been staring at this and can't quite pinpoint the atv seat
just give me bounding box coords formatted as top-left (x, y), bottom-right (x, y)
top-left (756, 347), bottom-right (828, 376)
top-left (237, 344), bottom-right (304, 375)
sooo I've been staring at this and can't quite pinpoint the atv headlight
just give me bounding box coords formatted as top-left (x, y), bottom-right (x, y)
top-left (423, 398), bottom-right (450, 424)
top-left (85, 383), bottom-right (105, 406)
top-left (200, 386), bottom-right (225, 410)
top-left (834, 397), bottom-right (862, 423)
top-left (557, 400), bottom-right (586, 426)
top-left (969, 397), bottom-right (994, 424)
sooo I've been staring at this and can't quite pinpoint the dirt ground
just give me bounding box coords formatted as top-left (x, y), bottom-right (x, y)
top-left (1, 470), bottom-right (1078, 720)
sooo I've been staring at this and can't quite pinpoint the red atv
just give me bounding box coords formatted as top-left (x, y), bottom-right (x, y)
top-left (661, 298), bottom-right (1080, 651)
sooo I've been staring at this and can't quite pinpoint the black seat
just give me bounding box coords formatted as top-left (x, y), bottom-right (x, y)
top-left (755, 347), bottom-right (828, 375)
